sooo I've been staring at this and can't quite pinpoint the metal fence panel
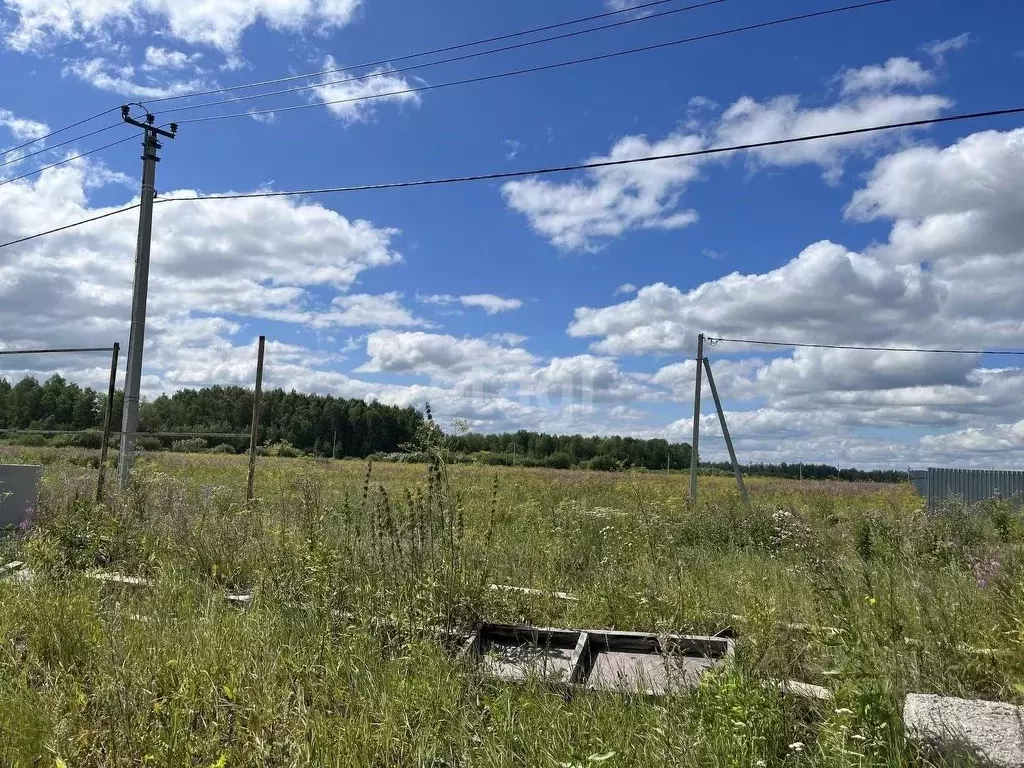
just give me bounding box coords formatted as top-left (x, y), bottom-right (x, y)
top-left (909, 470), bottom-right (928, 497)
top-left (915, 467), bottom-right (1024, 512)
top-left (0, 464), bottom-right (42, 529)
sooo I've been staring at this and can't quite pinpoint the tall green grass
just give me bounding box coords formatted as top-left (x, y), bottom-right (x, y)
top-left (0, 436), bottom-right (1021, 766)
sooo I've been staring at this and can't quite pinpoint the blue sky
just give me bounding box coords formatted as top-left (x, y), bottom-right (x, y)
top-left (1, 0), bottom-right (1023, 467)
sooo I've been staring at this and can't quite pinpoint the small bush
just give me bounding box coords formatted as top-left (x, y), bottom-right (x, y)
top-left (171, 437), bottom-right (208, 453)
top-left (475, 452), bottom-right (510, 466)
top-left (10, 434), bottom-right (47, 447)
top-left (544, 452), bottom-right (573, 470)
top-left (267, 441), bottom-right (302, 458)
top-left (50, 431), bottom-right (104, 450)
top-left (587, 454), bottom-right (620, 472)
top-left (210, 443), bottom-right (236, 454)
top-left (135, 436), bottom-right (164, 452)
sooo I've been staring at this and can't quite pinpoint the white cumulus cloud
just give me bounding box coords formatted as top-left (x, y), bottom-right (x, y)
top-left (839, 57), bottom-right (935, 95)
top-left (0, 108), bottom-right (49, 141)
top-left (142, 46), bottom-right (203, 71)
top-left (310, 56), bottom-right (421, 125)
top-left (63, 57), bottom-right (209, 98)
top-left (420, 293), bottom-right (523, 314)
top-left (3, 0), bottom-right (361, 53)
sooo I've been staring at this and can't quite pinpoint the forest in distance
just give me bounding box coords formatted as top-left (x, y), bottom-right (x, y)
top-left (0, 374), bottom-right (908, 481)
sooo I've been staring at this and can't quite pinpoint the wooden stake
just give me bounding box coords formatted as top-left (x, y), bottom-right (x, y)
top-left (689, 333), bottom-right (704, 503)
top-left (247, 336), bottom-right (266, 503)
top-left (96, 342), bottom-right (119, 502)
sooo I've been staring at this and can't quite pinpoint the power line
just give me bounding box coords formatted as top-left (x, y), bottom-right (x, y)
top-left (163, 0), bottom-right (729, 117)
top-left (0, 135), bottom-right (136, 188)
top-left (0, 107), bottom-right (119, 160)
top-left (0, 203), bottom-right (140, 249)
top-left (171, 106), bottom-right (1024, 201)
top-left (706, 336), bottom-right (1024, 356)
top-left (0, 122), bottom-right (120, 171)
top-left (1, 104), bottom-right (1021, 250)
top-left (176, 0), bottom-right (894, 125)
top-left (146, 0), bottom-right (716, 106)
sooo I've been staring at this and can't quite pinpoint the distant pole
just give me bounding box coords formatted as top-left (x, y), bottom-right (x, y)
top-left (703, 356), bottom-right (749, 505)
top-left (667, 450), bottom-right (670, 475)
top-left (689, 333), bottom-right (704, 503)
top-left (247, 336), bottom-right (266, 503)
top-left (799, 462), bottom-right (803, 482)
top-left (117, 108), bottom-right (177, 489)
top-left (332, 428), bottom-right (338, 459)
top-left (96, 342), bottom-right (120, 502)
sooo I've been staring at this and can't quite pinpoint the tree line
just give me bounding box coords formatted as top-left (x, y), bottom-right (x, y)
top-left (445, 431), bottom-right (692, 471)
top-left (0, 375), bottom-right (908, 481)
top-left (701, 461), bottom-right (908, 484)
top-left (0, 375), bottom-right (422, 457)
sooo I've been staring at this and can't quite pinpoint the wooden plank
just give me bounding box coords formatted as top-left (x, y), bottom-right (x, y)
top-left (567, 632), bottom-right (591, 685)
top-left (0, 561), bottom-right (26, 578)
top-left (86, 571), bottom-right (153, 587)
top-left (488, 584), bottom-right (579, 602)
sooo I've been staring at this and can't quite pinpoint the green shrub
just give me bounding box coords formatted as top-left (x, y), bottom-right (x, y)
top-left (476, 452), bottom-right (510, 466)
top-left (135, 436), bottom-right (164, 452)
top-left (10, 434), bottom-right (46, 447)
top-left (50, 431), bottom-right (104, 450)
top-left (544, 452), bottom-right (573, 470)
top-left (171, 437), bottom-right (208, 453)
top-left (587, 454), bottom-right (620, 472)
top-left (267, 441), bottom-right (302, 458)
top-left (210, 443), bottom-right (237, 454)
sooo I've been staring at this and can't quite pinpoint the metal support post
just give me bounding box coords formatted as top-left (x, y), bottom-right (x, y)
top-left (703, 356), bottom-right (749, 505)
top-left (689, 333), bottom-right (704, 503)
top-left (247, 335), bottom-right (266, 503)
top-left (96, 342), bottom-right (120, 501)
top-left (117, 108), bottom-right (176, 488)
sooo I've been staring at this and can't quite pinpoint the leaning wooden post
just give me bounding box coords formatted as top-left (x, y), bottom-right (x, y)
top-left (96, 342), bottom-right (120, 502)
top-left (703, 356), bottom-right (749, 505)
top-left (689, 333), bottom-right (704, 504)
top-left (247, 335), bottom-right (266, 503)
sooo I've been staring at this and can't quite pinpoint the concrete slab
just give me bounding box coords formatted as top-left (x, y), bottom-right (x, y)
top-left (583, 631), bottom-right (732, 696)
top-left (904, 693), bottom-right (1024, 767)
top-left (587, 651), bottom-right (715, 695)
top-left (0, 465), bottom-right (41, 529)
top-left (482, 641), bottom-right (579, 683)
top-left (471, 625), bottom-right (586, 684)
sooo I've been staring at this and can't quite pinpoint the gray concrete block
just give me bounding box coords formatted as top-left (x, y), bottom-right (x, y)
top-left (904, 693), bottom-right (1024, 767)
top-left (0, 465), bottom-right (42, 529)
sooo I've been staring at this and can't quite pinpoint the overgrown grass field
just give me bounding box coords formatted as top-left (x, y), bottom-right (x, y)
top-left (1, 436), bottom-right (1022, 766)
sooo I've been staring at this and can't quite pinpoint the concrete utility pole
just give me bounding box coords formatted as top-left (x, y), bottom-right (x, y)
top-left (689, 333), bottom-right (704, 503)
top-left (117, 107), bottom-right (177, 488)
